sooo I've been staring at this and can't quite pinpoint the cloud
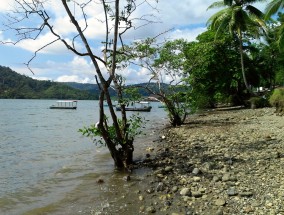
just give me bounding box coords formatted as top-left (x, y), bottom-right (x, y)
top-left (167, 27), bottom-right (207, 41)
top-left (55, 75), bottom-right (92, 83)
top-left (1, 0), bottom-right (268, 85)
top-left (0, 1), bottom-right (14, 12)
top-left (156, 0), bottom-right (213, 26)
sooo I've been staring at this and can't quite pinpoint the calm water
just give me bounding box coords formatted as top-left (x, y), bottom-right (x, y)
top-left (0, 99), bottom-right (167, 215)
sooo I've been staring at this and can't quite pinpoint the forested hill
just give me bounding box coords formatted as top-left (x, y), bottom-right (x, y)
top-left (0, 66), bottom-right (98, 99)
top-left (63, 82), bottom-right (169, 97)
top-left (0, 65), bottom-right (168, 99)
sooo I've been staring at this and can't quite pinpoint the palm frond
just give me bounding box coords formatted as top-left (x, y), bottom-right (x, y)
top-left (277, 23), bottom-right (284, 50)
top-left (224, 0), bottom-right (233, 6)
top-left (207, 1), bottom-right (226, 10)
top-left (244, 0), bottom-right (267, 5)
top-left (207, 8), bottom-right (230, 26)
top-left (265, 0), bottom-right (284, 20)
top-left (246, 5), bottom-right (264, 18)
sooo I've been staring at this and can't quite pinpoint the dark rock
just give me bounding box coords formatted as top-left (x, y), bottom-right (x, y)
top-left (123, 175), bottom-right (131, 181)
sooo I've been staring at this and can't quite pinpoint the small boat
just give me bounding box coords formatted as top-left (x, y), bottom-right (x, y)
top-left (49, 100), bottom-right (78, 110)
top-left (116, 101), bottom-right (152, 112)
top-left (103, 101), bottom-right (116, 107)
top-left (158, 102), bottom-right (166, 108)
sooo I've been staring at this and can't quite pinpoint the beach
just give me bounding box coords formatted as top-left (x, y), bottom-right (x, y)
top-left (125, 107), bottom-right (284, 215)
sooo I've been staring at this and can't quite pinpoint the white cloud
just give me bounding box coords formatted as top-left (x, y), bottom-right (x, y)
top-left (167, 27), bottom-right (207, 41)
top-left (0, 1), bottom-right (14, 12)
top-left (55, 75), bottom-right (92, 83)
top-left (1, 0), bottom-right (268, 85)
top-left (156, 0), bottom-right (213, 26)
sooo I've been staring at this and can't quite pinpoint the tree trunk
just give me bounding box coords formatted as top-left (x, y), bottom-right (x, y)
top-left (239, 34), bottom-right (250, 92)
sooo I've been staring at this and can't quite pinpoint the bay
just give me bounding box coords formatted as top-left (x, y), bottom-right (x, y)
top-left (0, 99), bottom-right (167, 215)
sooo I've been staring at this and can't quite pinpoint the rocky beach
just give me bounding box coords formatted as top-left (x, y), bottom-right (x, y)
top-left (129, 107), bottom-right (284, 215)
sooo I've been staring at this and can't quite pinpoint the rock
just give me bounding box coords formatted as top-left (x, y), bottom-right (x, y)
top-left (163, 200), bottom-right (171, 206)
top-left (216, 209), bottom-right (224, 215)
top-left (191, 191), bottom-right (202, 198)
top-left (222, 173), bottom-right (231, 182)
top-left (156, 174), bottom-right (164, 178)
top-left (214, 198), bottom-right (226, 206)
top-left (146, 188), bottom-right (155, 194)
top-left (193, 176), bottom-right (201, 182)
top-left (156, 182), bottom-right (165, 192)
top-left (165, 166), bottom-right (173, 172)
top-left (96, 178), bottom-right (104, 184)
top-left (192, 168), bottom-right (201, 175)
top-left (123, 175), bottom-right (131, 181)
top-left (180, 188), bottom-right (191, 196)
top-left (212, 175), bottom-right (221, 182)
top-left (243, 206), bottom-right (255, 213)
top-left (227, 187), bottom-right (238, 196)
top-left (146, 206), bottom-right (156, 213)
top-left (239, 191), bottom-right (253, 197)
top-left (139, 195), bottom-right (144, 201)
top-left (172, 186), bottom-right (178, 192)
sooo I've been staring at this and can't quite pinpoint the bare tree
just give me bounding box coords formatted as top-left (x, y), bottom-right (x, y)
top-left (2, 0), bottom-right (158, 169)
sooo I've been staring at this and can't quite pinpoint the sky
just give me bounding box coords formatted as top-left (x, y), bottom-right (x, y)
top-left (0, 0), bottom-right (266, 85)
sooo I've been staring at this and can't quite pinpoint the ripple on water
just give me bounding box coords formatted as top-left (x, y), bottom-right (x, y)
top-left (0, 100), bottom-right (167, 214)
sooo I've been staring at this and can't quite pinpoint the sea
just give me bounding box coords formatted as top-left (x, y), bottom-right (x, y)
top-left (0, 99), bottom-right (168, 215)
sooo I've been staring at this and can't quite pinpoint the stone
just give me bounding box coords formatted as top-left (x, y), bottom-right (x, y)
top-left (227, 187), bottom-right (238, 196)
top-left (165, 166), bottom-right (173, 172)
top-left (146, 206), bottom-right (156, 213)
top-left (239, 191), bottom-right (253, 197)
top-left (180, 188), bottom-right (191, 196)
top-left (193, 176), bottom-right (201, 182)
top-left (214, 198), bottom-right (226, 206)
top-left (212, 175), bottom-right (221, 182)
top-left (222, 173), bottom-right (231, 182)
top-left (156, 182), bottom-right (165, 192)
top-left (123, 175), bottom-right (131, 181)
top-left (191, 191), bottom-right (202, 198)
top-left (192, 168), bottom-right (200, 175)
top-left (172, 186), bottom-right (178, 192)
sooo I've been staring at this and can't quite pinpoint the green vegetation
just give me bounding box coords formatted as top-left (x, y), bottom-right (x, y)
top-left (265, 0), bottom-right (284, 49)
top-left (2, 0), bottom-right (284, 170)
top-left (269, 88), bottom-right (284, 114)
top-left (207, 0), bottom-right (266, 93)
top-left (0, 66), bottom-right (98, 99)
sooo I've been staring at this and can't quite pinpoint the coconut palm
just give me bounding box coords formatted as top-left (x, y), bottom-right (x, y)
top-left (207, 0), bottom-right (266, 92)
top-left (265, 0), bottom-right (284, 49)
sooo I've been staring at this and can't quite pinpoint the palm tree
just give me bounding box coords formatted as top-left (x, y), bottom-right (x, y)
top-left (207, 0), bottom-right (266, 92)
top-left (265, 0), bottom-right (284, 49)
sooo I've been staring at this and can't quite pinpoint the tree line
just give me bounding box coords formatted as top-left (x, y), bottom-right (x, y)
top-left (0, 66), bottom-right (98, 99)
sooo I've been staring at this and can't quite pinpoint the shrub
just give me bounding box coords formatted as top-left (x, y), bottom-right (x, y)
top-left (249, 96), bottom-right (270, 109)
top-left (269, 88), bottom-right (284, 115)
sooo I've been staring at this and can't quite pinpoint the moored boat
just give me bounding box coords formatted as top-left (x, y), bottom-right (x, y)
top-left (49, 100), bottom-right (78, 110)
top-left (116, 101), bottom-right (152, 112)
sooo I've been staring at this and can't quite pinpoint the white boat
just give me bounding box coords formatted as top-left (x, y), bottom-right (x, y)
top-left (49, 100), bottom-right (78, 110)
top-left (116, 101), bottom-right (152, 112)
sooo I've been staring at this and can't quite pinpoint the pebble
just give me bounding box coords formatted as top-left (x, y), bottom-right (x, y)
top-left (227, 187), bottom-right (238, 196)
top-left (126, 108), bottom-right (284, 214)
top-left (180, 188), bottom-right (191, 196)
top-left (192, 168), bottom-right (200, 175)
top-left (214, 198), bottom-right (226, 206)
top-left (146, 206), bottom-right (156, 213)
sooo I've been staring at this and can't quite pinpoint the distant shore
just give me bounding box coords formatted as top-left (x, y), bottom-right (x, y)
top-left (130, 107), bottom-right (284, 214)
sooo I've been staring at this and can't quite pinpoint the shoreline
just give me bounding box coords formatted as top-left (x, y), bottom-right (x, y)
top-left (130, 107), bottom-right (284, 214)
